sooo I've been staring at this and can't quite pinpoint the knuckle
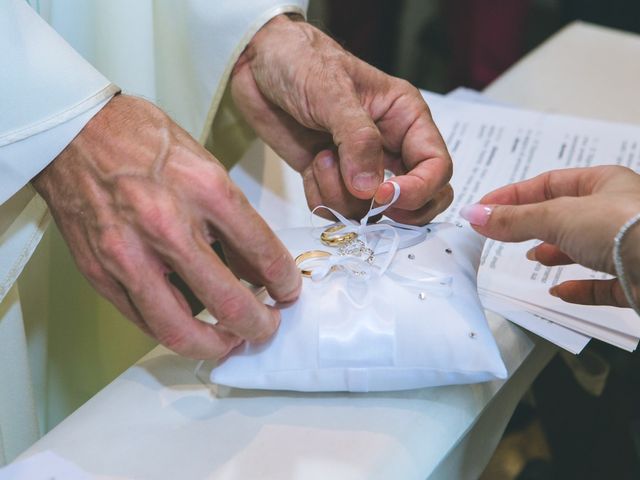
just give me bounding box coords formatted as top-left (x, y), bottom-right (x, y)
top-left (604, 164), bottom-right (635, 181)
top-left (198, 163), bottom-right (227, 191)
top-left (124, 277), bottom-right (147, 301)
top-left (440, 184), bottom-right (455, 210)
top-left (262, 253), bottom-right (290, 284)
top-left (252, 320), bottom-right (278, 343)
top-left (396, 77), bottom-right (414, 92)
top-left (536, 201), bottom-right (565, 244)
top-left (137, 199), bottom-right (172, 238)
top-left (262, 252), bottom-right (295, 289)
top-left (157, 328), bottom-right (190, 355)
top-left (391, 79), bottom-right (429, 117)
top-left (603, 164), bottom-right (627, 174)
top-left (97, 229), bottom-right (130, 266)
top-left (78, 258), bottom-right (106, 283)
top-left (350, 124), bottom-right (382, 147)
top-left (134, 197), bottom-right (187, 253)
top-left (95, 230), bottom-right (147, 293)
top-left (427, 153), bottom-right (454, 188)
top-left (207, 173), bottom-right (247, 214)
top-left (216, 293), bottom-right (250, 326)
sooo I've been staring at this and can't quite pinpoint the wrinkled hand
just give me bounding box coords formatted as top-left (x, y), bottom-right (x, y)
top-left (33, 95), bottom-right (300, 359)
top-left (461, 166), bottom-right (640, 308)
top-left (231, 14), bottom-right (453, 224)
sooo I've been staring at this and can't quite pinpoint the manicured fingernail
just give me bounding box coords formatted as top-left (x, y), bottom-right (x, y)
top-left (549, 286), bottom-right (559, 298)
top-left (526, 247), bottom-right (537, 261)
top-left (353, 172), bottom-right (381, 192)
top-left (317, 152), bottom-right (335, 170)
top-left (460, 203), bottom-right (493, 226)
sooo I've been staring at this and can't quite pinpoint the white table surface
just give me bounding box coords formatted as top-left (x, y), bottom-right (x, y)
top-left (19, 21), bottom-right (640, 480)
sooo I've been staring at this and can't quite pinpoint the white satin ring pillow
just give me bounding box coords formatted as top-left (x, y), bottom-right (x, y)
top-left (206, 222), bottom-right (507, 392)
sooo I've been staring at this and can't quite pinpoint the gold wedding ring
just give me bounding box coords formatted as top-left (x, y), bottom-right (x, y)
top-left (320, 225), bottom-right (357, 247)
top-left (295, 250), bottom-right (331, 277)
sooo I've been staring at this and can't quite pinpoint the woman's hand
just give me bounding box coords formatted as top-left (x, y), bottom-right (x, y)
top-left (461, 166), bottom-right (640, 307)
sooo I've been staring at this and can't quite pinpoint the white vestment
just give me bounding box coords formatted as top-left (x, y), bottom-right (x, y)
top-left (0, 0), bottom-right (307, 464)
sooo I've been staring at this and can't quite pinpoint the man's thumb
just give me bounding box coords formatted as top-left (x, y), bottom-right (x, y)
top-left (322, 88), bottom-right (384, 199)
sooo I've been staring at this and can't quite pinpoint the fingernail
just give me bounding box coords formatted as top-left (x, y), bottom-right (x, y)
top-left (460, 203), bottom-right (493, 226)
top-left (526, 247), bottom-right (537, 261)
top-left (353, 172), bottom-right (381, 192)
top-left (375, 181), bottom-right (394, 204)
top-left (317, 152), bottom-right (335, 170)
top-left (549, 286), bottom-right (559, 297)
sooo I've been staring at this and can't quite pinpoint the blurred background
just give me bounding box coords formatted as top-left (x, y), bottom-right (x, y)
top-left (308, 0), bottom-right (640, 92)
top-left (306, 1), bottom-right (640, 479)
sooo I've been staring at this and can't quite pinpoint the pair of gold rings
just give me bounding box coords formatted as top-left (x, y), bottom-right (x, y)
top-left (320, 225), bottom-right (357, 246)
top-left (296, 226), bottom-right (359, 277)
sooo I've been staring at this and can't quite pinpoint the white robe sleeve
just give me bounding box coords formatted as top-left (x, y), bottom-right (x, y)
top-left (153, 0), bottom-right (308, 143)
top-left (0, 0), bottom-right (308, 206)
top-left (0, 0), bottom-right (118, 205)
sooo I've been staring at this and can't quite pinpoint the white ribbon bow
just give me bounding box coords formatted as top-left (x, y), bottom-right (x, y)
top-left (304, 181), bottom-right (453, 296)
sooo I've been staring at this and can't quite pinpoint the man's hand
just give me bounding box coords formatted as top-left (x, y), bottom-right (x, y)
top-left (33, 95), bottom-right (301, 359)
top-left (231, 14), bottom-right (453, 224)
top-left (461, 166), bottom-right (640, 308)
